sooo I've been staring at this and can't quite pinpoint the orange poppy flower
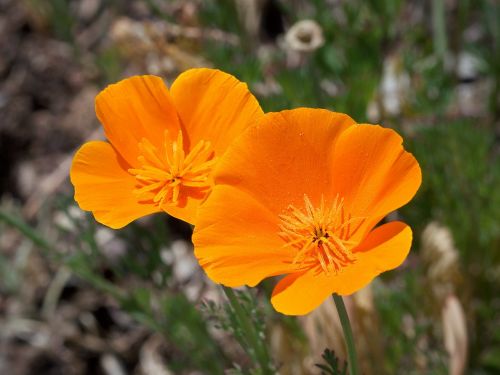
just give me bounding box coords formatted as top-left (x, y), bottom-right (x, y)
top-left (193, 108), bottom-right (421, 315)
top-left (70, 69), bottom-right (263, 228)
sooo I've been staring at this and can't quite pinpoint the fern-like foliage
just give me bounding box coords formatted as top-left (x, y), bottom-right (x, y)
top-left (315, 349), bottom-right (348, 375)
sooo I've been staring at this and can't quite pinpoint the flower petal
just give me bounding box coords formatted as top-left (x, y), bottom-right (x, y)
top-left (193, 185), bottom-right (297, 287)
top-left (170, 68), bottom-right (264, 156)
top-left (70, 141), bottom-right (160, 229)
top-left (214, 108), bottom-right (356, 214)
top-left (271, 221), bottom-right (412, 315)
top-left (160, 186), bottom-right (207, 225)
top-left (95, 75), bottom-right (181, 166)
top-left (331, 124), bottom-right (421, 236)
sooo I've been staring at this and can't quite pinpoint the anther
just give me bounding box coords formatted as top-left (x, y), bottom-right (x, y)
top-left (278, 195), bottom-right (365, 274)
top-left (129, 130), bottom-right (216, 207)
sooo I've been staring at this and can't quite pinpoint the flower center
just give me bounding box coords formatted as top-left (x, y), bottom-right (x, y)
top-left (278, 195), bottom-right (366, 274)
top-left (129, 130), bottom-right (217, 207)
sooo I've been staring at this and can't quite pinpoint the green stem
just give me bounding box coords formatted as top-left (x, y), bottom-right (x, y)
top-left (0, 209), bottom-right (123, 300)
top-left (333, 294), bottom-right (359, 375)
top-left (0, 209), bottom-right (53, 253)
top-left (432, 0), bottom-right (447, 64)
top-left (222, 286), bottom-right (272, 374)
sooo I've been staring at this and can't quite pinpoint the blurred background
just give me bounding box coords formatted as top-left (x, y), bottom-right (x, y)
top-left (0, 0), bottom-right (498, 374)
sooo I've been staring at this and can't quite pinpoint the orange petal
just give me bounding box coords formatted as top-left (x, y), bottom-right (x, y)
top-left (193, 185), bottom-right (297, 287)
top-left (95, 75), bottom-right (180, 167)
top-left (170, 68), bottom-right (264, 156)
top-left (271, 221), bottom-right (412, 315)
top-left (331, 124), bottom-right (421, 236)
top-left (160, 186), bottom-right (206, 225)
top-left (70, 141), bottom-right (160, 229)
top-left (214, 108), bottom-right (356, 215)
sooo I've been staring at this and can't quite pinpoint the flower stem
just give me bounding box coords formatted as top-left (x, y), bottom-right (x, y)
top-left (333, 294), bottom-right (359, 375)
top-left (222, 286), bottom-right (272, 374)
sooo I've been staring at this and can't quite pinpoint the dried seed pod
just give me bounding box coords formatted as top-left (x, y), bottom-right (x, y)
top-left (421, 222), bottom-right (461, 300)
top-left (442, 295), bottom-right (468, 375)
top-left (284, 19), bottom-right (324, 53)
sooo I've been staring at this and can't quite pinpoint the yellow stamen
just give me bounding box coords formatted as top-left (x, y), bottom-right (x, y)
top-left (129, 130), bottom-right (217, 207)
top-left (278, 195), bottom-right (366, 274)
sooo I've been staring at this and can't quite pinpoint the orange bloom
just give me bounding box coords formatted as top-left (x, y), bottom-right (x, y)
top-left (70, 69), bottom-right (263, 228)
top-left (193, 108), bottom-right (421, 315)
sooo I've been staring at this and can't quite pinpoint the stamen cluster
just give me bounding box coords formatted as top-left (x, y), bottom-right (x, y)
top-left (279, 195), bottom-right (366, 274)
top-left (129, 131), bottom-right (217, 207)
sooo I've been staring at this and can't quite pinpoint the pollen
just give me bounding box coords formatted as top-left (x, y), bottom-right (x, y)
top-left (129, 130), bottom-right (217, 207)
top-left (278, 195), bottom-right (366, 274)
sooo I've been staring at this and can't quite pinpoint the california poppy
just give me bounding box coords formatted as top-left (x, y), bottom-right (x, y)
top-left (193, 108), bottom-right (421, 315)
top-left (70, 69), bottom-right (263, 228)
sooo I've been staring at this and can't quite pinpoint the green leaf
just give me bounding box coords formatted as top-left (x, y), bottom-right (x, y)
top-left (315, 349), bottom-right (348, 375)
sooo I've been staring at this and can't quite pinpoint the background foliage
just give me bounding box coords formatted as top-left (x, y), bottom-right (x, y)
top-left (0, 0), bottom-right (498, 374)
